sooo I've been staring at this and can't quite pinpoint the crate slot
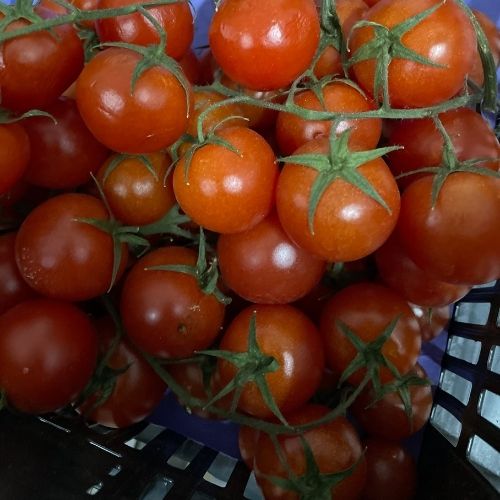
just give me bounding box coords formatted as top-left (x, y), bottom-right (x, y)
top-left (472, 281), bottom-right (497, 289)
top-left (487, 345), bottom-right (500, 375)
top-left (478, 390), bottom-right (500, 430)
top-left (107, 465), bottom-right (121, 477)
top-left (87, 439), bottom-right (122, 458)
top-left (203, 452), bottom-right (238, 488)
top-left (430, 404), bottom-right (462, 446)
top-left (87, 423), bottom-right (114, 435)
top-left (466, 435), bottom-right (500, 493)
top-left (190, 492), bottom-right (215, 500)
top-left (497, 309), bottom-right (500, 328)
top-left (447, 335), bottom-right (482, 364)
top-left (454, 302), bottom-right (491, 325)
top-left (439, 369), bottom-right (472, 405)
top-left (124, 423), bottom-right (165, 450)
top-left (37, 416), bottom-right (71, 433)
top-left (243, 472), bottom-right (264, 500)
top-left (86, 482), bottom-right (103, 496)
top-left (141, 476), bottom-right (174, 499)
top-left (167, 439), bottom-right (204, 470)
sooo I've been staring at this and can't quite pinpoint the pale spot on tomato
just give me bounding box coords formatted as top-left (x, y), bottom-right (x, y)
top-left (272, 243), bottom-right (297, 270)
top-left (200, 178), bottom-right (217, 196)
top-left (223, 175), bottom-right (243, 193)
top-left (340, 203), bottom-right (363, 221)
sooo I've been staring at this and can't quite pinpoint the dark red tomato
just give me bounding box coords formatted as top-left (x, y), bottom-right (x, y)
top-left (97, 152), bottom-right (176, 226)
top-left (239, 425), bottom-right (260, 470)
top-left (179, 49), bottom-right (202, 85)
top-left (276, 137), bottom-right (400, 262)
top-left (0, 123), bottom-right (30, 195)
top-left (411, 303), bottom-right (451, 343)
top-left (173, 126), bottom-right (278, 234)
top-left (350, 0), bottom-right (476, 108)
top-left (0, 232), bottom-right (37, 315)
top-left (209, 0), bottom-right (320, 91)
top-left (386, 108), bottom-right (500, 190)
top-left (375, 232), bottom-right (471, 307)
top-left (397, 173), bottom-right (500, 285)
top-left (364, 0), bottom-right (381, 5)
top-left (96, 0), bottom-right (193, 61)
top-left (197, 48), bottom-right (219, 86)
top-left (276, 81), bottom-right (381, 156)
top-left (217, 212), bottom-right (326, 304)
top-left (120, 246), bottom-right (225, 359)
top-left (362, 438), bottom-right (416, 500)
top-left (15, 193), bottom-right (127, 302)
top-left (0, 299), bottom-right (98, 413)
top-left (76, 47), bottom-right (190, 154)
top-left (254, 405), bottom-right (367, 500)
top-left (215, 304), bottom-right (324, 419)
top-left (320, 283), bottom-right (421, 385)
top-left (352, 364), bottom-right (432, 441)
top-left (293, 281), bottom-right (335, 324)
top-left (81, 316), bottom-right (167, 428)
top-left (0, 7), bottom-right (84, 112)
top-left (23, 97), bottom-right (109, 189)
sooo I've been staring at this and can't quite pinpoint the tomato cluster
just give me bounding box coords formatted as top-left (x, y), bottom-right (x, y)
top-left (0, 0), bottom-right (499, 498)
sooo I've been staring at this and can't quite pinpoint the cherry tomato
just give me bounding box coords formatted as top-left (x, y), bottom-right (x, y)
top-left (397, 173), bottom-right (500, 285)
top-left (0, 299), bottom-right (98, 413)
top-left (22, 97), bottom-right (109, 189)
top-left (350, 0), bottom-right (476, 108)
top-left (179, 49), bottom-right (202, 85)
top-left (411, 304), bottom-right (451, 343)
top-left (375, 232), bottom-right (471, 307)
top-left (276, 137), bottom-right (400, 262)
top-left (173, 126), bottom-right (278, 234)
top-left (0, 6), bottom-right (84, 112)
top-left (254, 404), bottom-right (367, 500)
top-left (76, 47), bottom-right (190, 154)
top-left (120, 246), bottom-right (225, 358)
top-left (239, 425), bottom-right (260, 469)
top-left (215, 304), bottom-right (324, 418)
top-left (217, 212), bottom-right (326, 304)
top-left (0, 123), bottom-right (30, 195)
top-left (320, 282), bottom-right (421, 385)
top-left (15, 193), bottom-right (127, 302)
top-left (362, 438), bottom-right (417, 500)
top-left (209, 0), bottom-right (320, 91)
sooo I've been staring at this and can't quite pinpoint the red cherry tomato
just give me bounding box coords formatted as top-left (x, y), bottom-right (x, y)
top-left (411, 304), bottom-right (451, 343)
top-left (238, 425), bottom-right (260, 469)
top-left (0, 123), bottom-right (30, 195)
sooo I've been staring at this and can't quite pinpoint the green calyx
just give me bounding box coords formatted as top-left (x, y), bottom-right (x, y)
top-left (0, 108), bottom-right (56, 125)
top-left (279, 127), bottom-right (401, 235)
top-left (102, 153), bottom-right (159, 184)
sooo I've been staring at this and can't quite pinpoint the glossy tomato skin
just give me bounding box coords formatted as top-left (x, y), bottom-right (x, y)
top-left (120, 246), bottom-right (225, 359)
top-left (81, 316), bottom-right (167, 428)
top-left (217, 212), bottom-right (326, 304)
top-left (96, 0), bottom-right (193, 61)
top-left (398, 173), bottom-right (500, 285)
top-left (76, 48), bottom-right (190, 154)
top-left (23, 97), bottom-right (109, 189)
top-left (362, 438), bottom-right (416, 500)
top-left (0, 123), bottom-right (30, 195)
top-left (254, 405), bottom-right (367, 500)
top-left (174, 127), bottom-right (278, 234)
top-left (276, 137), bottom-right (400, 262)
top-left (411, 304), bottom-right (450, 343)
top-left (386, 108), bottom-right (500, 190)
top-left (239, 425), bottom-right (260, 469)
top-left (375, 232), bottom-right (471, 307)
top-left (350, 0), bottom-right (476, 108)
top-left (320, 283), bottom-right (421, 385)
top-left (97, 152), bottom-right (176, 226)
top-left (15, 193), bottom-right (127, 302)
top-left (0, 232), bottom-right (38, 315)
top-left (276, 81), bottom-right (382, 156)
top-left (215, 304), bottom-right (324, 418)
top-left (209, 0), bottom-right (320, 91)
top-left (0, 299), bottom-right (98, 413)
top-left (0, 7), bottom-right (84, 112)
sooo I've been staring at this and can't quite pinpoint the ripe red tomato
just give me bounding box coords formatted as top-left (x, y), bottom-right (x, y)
top-left (120, 246), bottom-right (225, 359)
top-left (362, 438), bottom-right (417, 500)
top-left (375, 232), bottom-right (471, 307)
top-left (76, 47), bottom-right (190, 154)
top-left (217, 212), bottom-right (326, 304)
top-left (80, 316), bottom-right (167, 428)
top-left (351, 364), bottom-right (432, 440)
top-left (350, 0), bottom-right (476, 107)
top-left (179, 49), bottom-right (202, 85)
top-left (0, 299), bottom-right (98, 413)
top-left (254, 405), bottom-right (367, 500)
top-left (97, 152), bottom-right (176, 226)
top-left (397, 173), bottom-right (500, 285)
top-left (411, 303), bottom-right (451, 343)
top-left (239, 425), bottom-right (260, 469)
top-left (0, 123), bottom-right (30, 195)
top-left (96, 0), bottom-right (193, 61)
top-left (0, 7), bottom-right (84, 112)
top-left (173, 126), bottom-right (278, 234)
top-left (15, 193), bottom-right (127, 302)
top-left (320, 282), bottom-right (421, 385)
top-left (276, 137), bottom-right (400, 262)
top-left (22, 97), bottom-right (109, 189)
top-left (275, 81), bottom-right (382, 156)
top-left (209, 0), bottom-right (320, 91)
top-left (214, 304), bottom-right (324, 419)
